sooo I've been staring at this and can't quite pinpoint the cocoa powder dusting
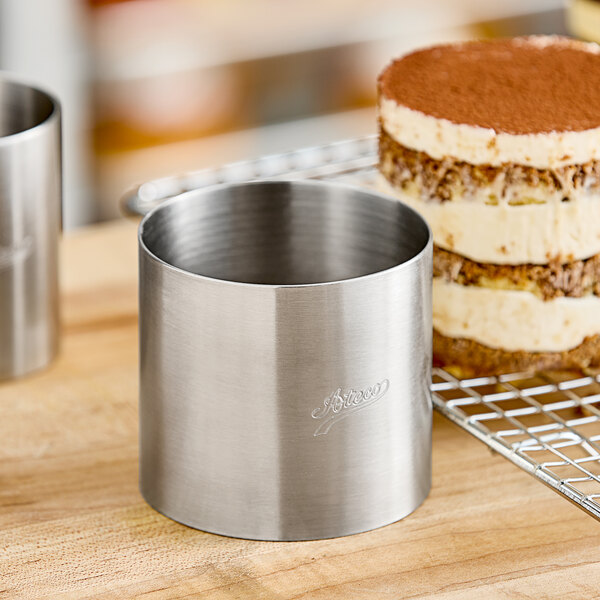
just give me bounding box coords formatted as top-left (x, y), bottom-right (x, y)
top-left (378, 37), bottom-right (600, 134)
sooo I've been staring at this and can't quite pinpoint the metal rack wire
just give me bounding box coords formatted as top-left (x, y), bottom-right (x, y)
top-left (432, 368), bottom-right (600, 520)
top-left (121, 135), bottom-right (379, 217)
top-left (123, 134), bottom-right (600, 521)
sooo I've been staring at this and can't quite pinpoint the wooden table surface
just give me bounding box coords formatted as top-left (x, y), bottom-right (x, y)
top-left (2, 219), bottom-right (600, 599)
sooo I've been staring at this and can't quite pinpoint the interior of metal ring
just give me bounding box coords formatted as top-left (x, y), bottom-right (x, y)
top-left (0, 79), bottom-right (55, 137)
top-left (140, 181), bottom-right (430, 285)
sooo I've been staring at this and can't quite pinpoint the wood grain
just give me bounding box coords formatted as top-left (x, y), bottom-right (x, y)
top-left (1, 219), bottom-right (600, 599)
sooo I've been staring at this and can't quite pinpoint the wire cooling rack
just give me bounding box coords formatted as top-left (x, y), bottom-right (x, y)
top-left (123, 134), bottom-right (600, 521)
top-left (121, 135), bottom-right (380, 217)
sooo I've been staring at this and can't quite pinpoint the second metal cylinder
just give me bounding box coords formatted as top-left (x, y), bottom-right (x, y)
top-left (0, 77), bottom-right (61, 379)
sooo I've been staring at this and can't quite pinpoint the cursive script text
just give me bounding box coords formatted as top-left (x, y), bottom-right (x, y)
top-left (311, 379), bottom-right (390, 436)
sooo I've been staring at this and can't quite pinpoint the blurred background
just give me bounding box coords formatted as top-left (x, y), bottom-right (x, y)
top-left (0, 0), bottom-right (580, 228)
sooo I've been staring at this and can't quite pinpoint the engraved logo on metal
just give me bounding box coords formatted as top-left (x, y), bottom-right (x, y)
top-left (311, 379), bottom-right (390, 436)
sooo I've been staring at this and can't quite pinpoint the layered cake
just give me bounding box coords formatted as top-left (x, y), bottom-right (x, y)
top-left (377, 36), bottom-right (600, 375)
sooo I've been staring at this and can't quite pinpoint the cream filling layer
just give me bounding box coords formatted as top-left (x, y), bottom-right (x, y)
top-left (379, 95), bottom-right (600, 169)
top-left (433, 278), bottom-right (600, 352)
top-left (378, 176), bottom-right (600, 265)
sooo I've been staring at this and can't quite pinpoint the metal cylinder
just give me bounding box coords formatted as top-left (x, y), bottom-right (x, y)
top-left (139, 180), bottom-right (432, 541)
top-left (0, 77), bottom-right (61, 379)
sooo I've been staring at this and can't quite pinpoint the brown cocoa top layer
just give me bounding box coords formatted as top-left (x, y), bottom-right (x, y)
top-left (378, 36), bottom-right (600, 134)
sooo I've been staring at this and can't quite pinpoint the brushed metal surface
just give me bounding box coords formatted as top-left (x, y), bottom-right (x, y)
top-left (138, 180), bottom-right (432, 540)
top-left (0, 77), bottom-right (61, 379)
